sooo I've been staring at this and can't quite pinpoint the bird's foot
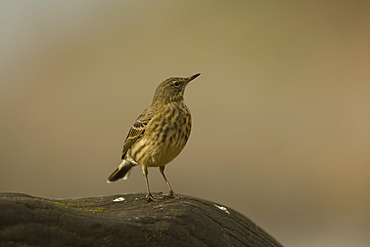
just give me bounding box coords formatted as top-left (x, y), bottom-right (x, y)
top-left (162, 192), bottom-right (184, 200)
top-left (161, 191), bottom-right (174, 198)
top-left (146, 193), bottom-right (163, 202)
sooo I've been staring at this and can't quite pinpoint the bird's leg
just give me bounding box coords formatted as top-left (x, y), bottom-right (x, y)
top-left (159, 166), bottom-right (175, 198)
top-left (142, 166), bottom-right (158, 202)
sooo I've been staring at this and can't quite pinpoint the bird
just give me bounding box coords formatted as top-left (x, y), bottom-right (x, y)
top-left (107, 73), bottom-right (200, 201)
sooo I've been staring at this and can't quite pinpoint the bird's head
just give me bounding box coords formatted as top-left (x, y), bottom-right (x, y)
top-left (153, 73), bottom-right (200, 104)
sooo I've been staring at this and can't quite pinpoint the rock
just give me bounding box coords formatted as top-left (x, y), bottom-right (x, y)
top-left (0, 193), bottom-right (282, 247)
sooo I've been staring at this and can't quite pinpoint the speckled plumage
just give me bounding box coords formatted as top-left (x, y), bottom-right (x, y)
top-left (107, 73), bottom-right (200, 201)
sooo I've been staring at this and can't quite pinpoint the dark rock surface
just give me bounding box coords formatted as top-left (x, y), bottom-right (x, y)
top-left (0, 192), bottom-right (283, 247)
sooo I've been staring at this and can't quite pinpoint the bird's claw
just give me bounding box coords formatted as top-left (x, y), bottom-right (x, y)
top-left (146, 194), bottom-right (163, 202)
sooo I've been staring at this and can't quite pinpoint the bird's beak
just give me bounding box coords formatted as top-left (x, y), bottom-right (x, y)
top-left (186, 73), bottom-right (201, 83)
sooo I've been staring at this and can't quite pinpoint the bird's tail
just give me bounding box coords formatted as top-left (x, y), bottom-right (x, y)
top-left (107, 160), bottom-right (135, 183)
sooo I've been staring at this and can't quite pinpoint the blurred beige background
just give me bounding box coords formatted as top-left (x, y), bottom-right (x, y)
top-left (1, 1), bottom-right (370, 246)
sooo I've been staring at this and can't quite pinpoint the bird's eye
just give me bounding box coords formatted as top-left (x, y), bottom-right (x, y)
top-left (173, 81), bottom-right (180, 87)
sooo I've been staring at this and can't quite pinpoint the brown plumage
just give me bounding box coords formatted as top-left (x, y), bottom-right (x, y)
top-left (107, 73), bottom-right (200, 201)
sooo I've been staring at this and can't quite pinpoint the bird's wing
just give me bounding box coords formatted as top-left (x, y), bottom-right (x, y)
top-left (121, 107), bottom-right (154, 159)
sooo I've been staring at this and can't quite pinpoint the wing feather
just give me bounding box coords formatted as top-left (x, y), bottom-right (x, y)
top-left (121, 107), bottom-right (154, 159)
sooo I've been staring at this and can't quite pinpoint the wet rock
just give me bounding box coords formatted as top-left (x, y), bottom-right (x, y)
top-left (0, 193), bottom-right (282, 247)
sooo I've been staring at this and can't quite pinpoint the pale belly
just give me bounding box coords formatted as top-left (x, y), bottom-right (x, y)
top-left (126, 104), bottom-right (191, 167)
top-left (127, 128), bottom-right (189, 167)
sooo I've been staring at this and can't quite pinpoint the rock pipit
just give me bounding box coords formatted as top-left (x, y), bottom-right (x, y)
top-left (107, 73), bottom-right (200, 201)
